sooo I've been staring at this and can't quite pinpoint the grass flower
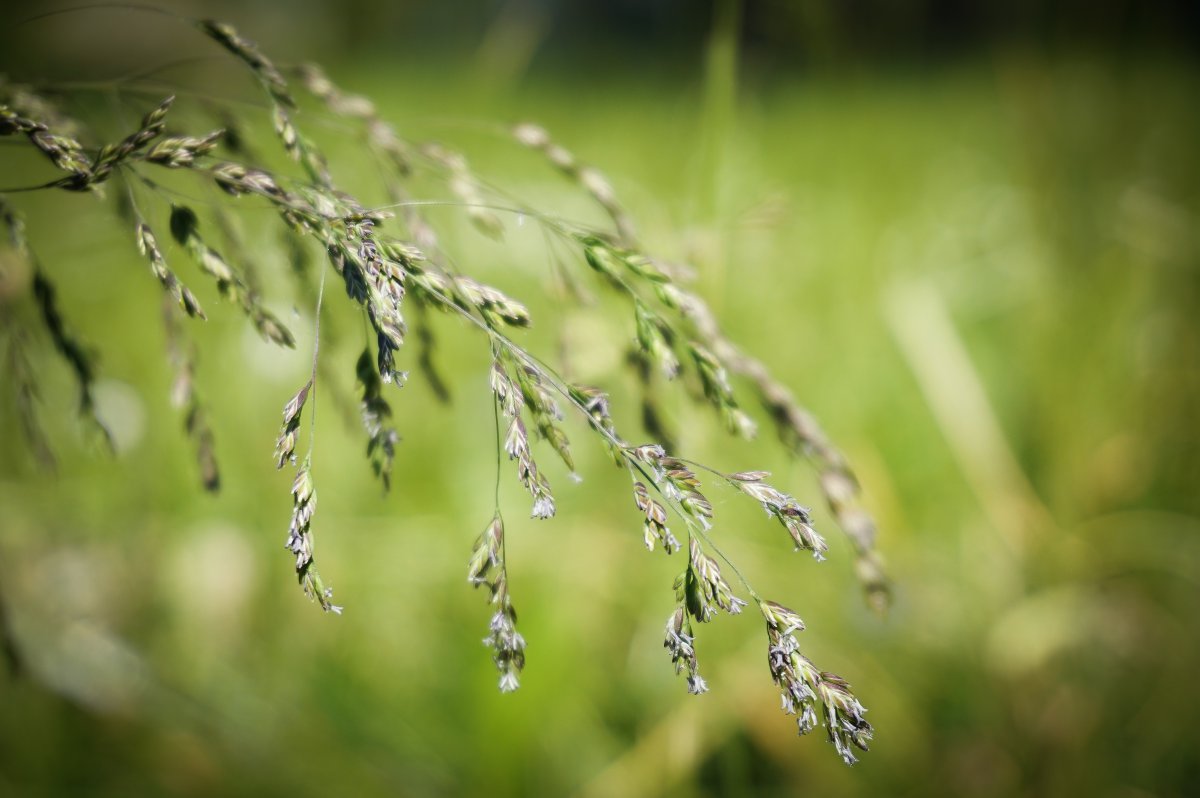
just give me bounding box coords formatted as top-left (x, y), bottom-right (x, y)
top-left (0, 14), bottom-right (884, 764)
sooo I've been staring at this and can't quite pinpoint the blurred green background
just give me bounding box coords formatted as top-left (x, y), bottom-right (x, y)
top-left (2, 1), bottom-right (1199, 796)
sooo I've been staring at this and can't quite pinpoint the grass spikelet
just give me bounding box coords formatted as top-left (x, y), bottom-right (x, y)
top-left (633, 480), bottom-right (679, 553)
top-left (145, 130), bottom-right (225, 168)
top-left (664, 606), bottom-right (706, 694)
top-left (356, 348), bottom-right (399, 492)
top-left (164, 299), bottom-right (219, 491)
top-left (760, 600), bottom-right (872, 764)
top-left (92, 95), bottom-right (174, 182)
top-left (136, 220), bottom-right (205, 319)
top-left (286, 459), bottom-right (341, 614)
top-left (274, 380), bottom-right (312, 469)
top-left (422, 144), bottom-right (504, 239)
top-left (169, 205), bottom-right (295, 347)
top-left (199, 20), bottom-right (294, 108)
top-left (491, 354), bottom-right (555, 519)
top-left (467, 513), bottom-right (526, 692)
top-left (727, 470), bottom-right (828, 559)
top-left (513, 122), bottom-right (636, 244)
top-left (31, 268), bottom-right (112, 450)
top-left (293, 63), bottom-right (413, 176)
top-left (682, 536), bottom-right (748, 621)
top-left (1, 104), bottom-right (93, 189)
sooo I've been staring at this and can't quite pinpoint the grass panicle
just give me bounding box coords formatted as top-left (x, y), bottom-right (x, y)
top-left (0, 15), bottom-right (882, 765)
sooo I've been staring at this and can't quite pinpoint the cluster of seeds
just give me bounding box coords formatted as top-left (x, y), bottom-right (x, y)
top-left (136, 220), bottom-right (205, 319)
top-left (356, 349), bottom-right (399, 492)
top-left (285, 460), bottom-right (340, 614)
top-left (761, 601), bottom-right (873, 764)
top-left (727, 471), bottom-right (828, 558)
top-left (491, 356), bottom-right (556, 519)
top-left (0, 104), bottom-right (93, 189)
top-left (633, 481), bottom-right (678, 554)
top-left (466, 514), bottom-right (526, 692)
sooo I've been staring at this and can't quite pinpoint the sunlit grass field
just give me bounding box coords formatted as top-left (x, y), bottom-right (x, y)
top-left (2, 44), bottom-right (1198, 797)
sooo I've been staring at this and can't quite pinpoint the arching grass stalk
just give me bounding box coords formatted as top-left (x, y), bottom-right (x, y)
top-left (0, 11), bottom-right (877, 764)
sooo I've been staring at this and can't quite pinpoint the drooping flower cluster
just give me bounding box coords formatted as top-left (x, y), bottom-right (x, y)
top-left (274, 381), bottom-right (311, 469)
top-left (356, 349), bottom-right (400, 492)
top-left (491, 358), bottom-right (556, 519)
top-left (629, 445), bottom-right (714, 531)
top-left (633, 481), bottom-right (679, 554)
top-left (761, 601), bottom-right (871, 764)
top-left (0, 14), bottom-right (887, 765)
top-left (664, 606), bottom-right (707, 695)
top-left (682, 537), bottom-right (749, 621)
top-left (727, 471), bottom-right (829, 559)
top-left (467, 514), bottom-right (526, 692)
top-left (286, 461), bottom-right (341, 614)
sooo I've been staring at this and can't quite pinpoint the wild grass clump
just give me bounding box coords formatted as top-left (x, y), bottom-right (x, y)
top-left (0, 10), bottom-right (885, 765)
